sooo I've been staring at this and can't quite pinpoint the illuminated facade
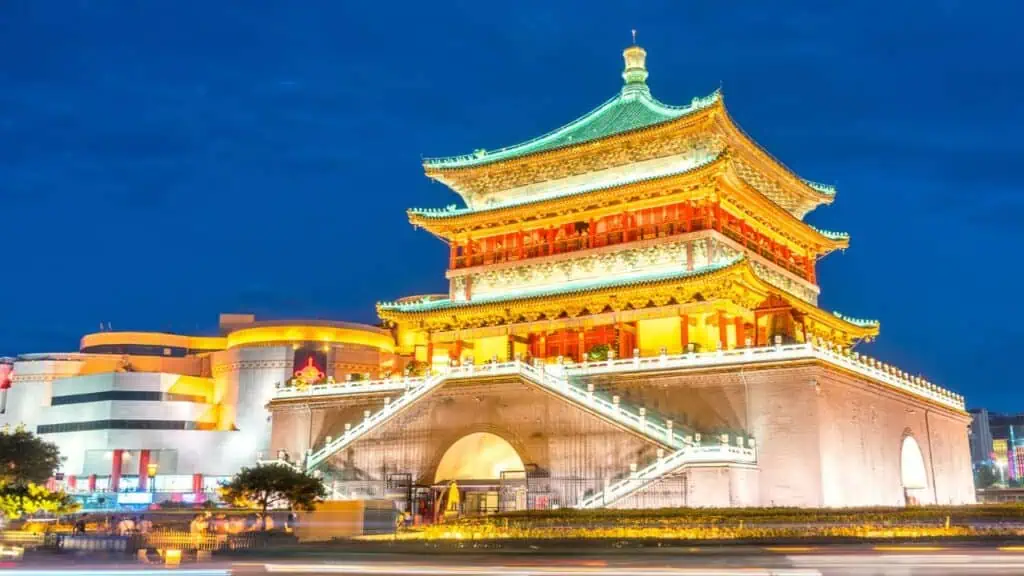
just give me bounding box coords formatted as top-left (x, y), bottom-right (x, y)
top-left (266, 42), bottom-right (974, 512)
top-left (1, 315), bottom-right (392, 508)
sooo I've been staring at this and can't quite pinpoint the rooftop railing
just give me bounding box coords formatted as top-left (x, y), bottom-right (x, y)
top-left (273, 340), bottom-right (963, 411)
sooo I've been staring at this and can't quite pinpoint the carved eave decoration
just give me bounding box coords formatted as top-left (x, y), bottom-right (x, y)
top-left (377, 258), bottom-right (877, 346)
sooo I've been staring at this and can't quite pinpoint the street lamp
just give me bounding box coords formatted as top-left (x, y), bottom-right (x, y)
top-left (146, 463), bottom-right (158, 495)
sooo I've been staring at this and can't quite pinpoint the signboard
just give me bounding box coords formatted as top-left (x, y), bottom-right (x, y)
top-left (117, 492), bottom-right (153, 505)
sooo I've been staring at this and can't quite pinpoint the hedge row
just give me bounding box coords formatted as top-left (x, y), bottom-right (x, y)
top-left (440, 505), bottom-right (1024, 530)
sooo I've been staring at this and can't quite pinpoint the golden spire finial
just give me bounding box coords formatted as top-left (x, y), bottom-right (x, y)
top-left (621, 33), bottom-right (649, 94)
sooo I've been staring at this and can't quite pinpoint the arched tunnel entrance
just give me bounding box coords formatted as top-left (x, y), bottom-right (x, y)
top-left (433, 432), bottom-right (527, 516)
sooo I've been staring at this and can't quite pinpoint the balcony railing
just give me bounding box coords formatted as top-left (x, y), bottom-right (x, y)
top-left (273, 341), bottom-right (963, 411)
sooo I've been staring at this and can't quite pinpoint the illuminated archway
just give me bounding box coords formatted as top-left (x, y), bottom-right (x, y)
top-left (900, 435), bottom-right (928, 490)
top-left (434, 432), bottom-right (525, 483)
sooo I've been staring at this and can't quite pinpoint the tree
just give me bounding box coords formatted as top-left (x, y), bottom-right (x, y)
top-left (219, 463), bottom-right (326, 529)
top-left (0, 426), bottom-right (76, 519)
top-left (974, 464), bottom-right (998, 489)
top-left (0, 483), bottom-right (78, 519)
top-left (0, 426), bottom-right (63, 485)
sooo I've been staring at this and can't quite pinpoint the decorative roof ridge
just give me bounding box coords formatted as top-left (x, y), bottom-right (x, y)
top-left (410, 149), bottom-right (726, 219)
top-left (808, 226), bottom-right (850, 240)
top-left (832, 311), bottom-right (879, 328)
top-left (422, 89), bottom-right (722, 170)
top-left (803, 180), bottom-right (837, 196)
top-left (378, 255), bottom-right (745, 313)
top-left (714, 104), bottom-right (835, 210)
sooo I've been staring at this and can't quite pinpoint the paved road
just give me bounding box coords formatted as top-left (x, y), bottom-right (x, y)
top-left (226, 552), bottom-right (1024, 575)
top-left (10, 546), bottom-right (1024, 575)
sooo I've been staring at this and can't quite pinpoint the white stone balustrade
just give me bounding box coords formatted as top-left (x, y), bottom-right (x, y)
top-left (270, 342), bottom-right (962, 410)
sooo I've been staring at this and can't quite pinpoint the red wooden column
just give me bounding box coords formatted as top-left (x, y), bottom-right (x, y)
top-left (616, 322), bottom-right (627, 358)
top-left (451, 340), bottom-right (463, 364)
top-left (680, 314), bottom-right (689, 352)
top-left (449, 243), bottom-right (457, 269)
top-left (587, 218), bottom-right (596, 247)
top-left (192, 473), bottom-right (203, 494)
top-left (137, 449), bottom-right (151, 492)
top-left (632, 321), bottom-right (640, 356)
top-left (67, 475), bottom-right (77, 491)
top-left (577, 330), bottom-right (586, 363)
top-left (465, 237), bottom-right (473, 266)
top-left (734, 316), bottom-right (746, 347)
top-left (425, 338), bottom-right (434, 371)
top-left (805, 256), bottom-right (816, 283)
top-left (87, 474), bottom-right (97, 492)
top-left (517, 231), bottom-right (525, 259)
top-left (717, 311), bottom-right (729, 350)
top-left (110, 449), bottom-right (124, 492)
top-left (546, 227), bottom-right (555, 255)
top-left (538, 334), bottom-right (547, 360)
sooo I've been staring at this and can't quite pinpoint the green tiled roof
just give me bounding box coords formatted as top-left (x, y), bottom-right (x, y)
top-left (423, 89), bottom-right (721, 170)
top-left (410, 150), bottom-right (724, 219)
top-left (832, 311), bottom-right (879, 328)
top-left (378, 257), bottom-right (743, 313)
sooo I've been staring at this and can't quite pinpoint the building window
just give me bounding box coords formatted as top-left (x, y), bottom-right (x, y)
top-left (37, 420), bottom-right (218, 434)
top-left (50, 391), bottom-right (207, 406)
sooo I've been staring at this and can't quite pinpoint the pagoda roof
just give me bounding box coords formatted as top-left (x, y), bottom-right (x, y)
top-left (423, 89), bottom-right (721, 170)
top-left (409, 152), bottom-right (848, 257)
top-left (420, 44), bottom-right (837, 221)
top-left (378, 256), bottom-right (878, 345)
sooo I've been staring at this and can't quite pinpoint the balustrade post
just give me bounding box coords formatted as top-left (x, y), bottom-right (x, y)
top-left (384, 397), bottom-right (391, 409)
top-left (587, 383), bottom-right (595, 400)
top-left (633, 348), bottom-right (640, 367)
top-left (638, 407), bottom-right (646, 430)
top-left (657, 448), bottom-right (664, 462)
top-left (612, 395), bottom-right (620, 414)
top-left (344, 423), bottom-right (351, 434)
top-left (325, 436), bottom-right (332, 446)
top-left (630, 462), bottom-right (638, 477)
top-left (666, 419), bottom-right (674, 443)
top-left (363, 410), bottom-right (371, 422)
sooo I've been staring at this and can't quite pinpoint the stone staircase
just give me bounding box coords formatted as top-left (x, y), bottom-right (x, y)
top-left (302, 360), bottom-right (694, 471)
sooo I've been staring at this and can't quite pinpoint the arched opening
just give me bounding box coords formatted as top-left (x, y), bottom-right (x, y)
top-left (432, 433), bottom-right (527, 518)
top-left (900, 435), bottom-right (929, 505)
top-left (434, 432), bottom-right (525, 483)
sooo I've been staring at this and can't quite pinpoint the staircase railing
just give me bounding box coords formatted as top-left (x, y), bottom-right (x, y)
top-left (577, 443), bottom-right (757, 509)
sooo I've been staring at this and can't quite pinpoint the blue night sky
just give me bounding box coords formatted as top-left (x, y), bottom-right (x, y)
top-left (1, 1), bottom-right (1021, 409)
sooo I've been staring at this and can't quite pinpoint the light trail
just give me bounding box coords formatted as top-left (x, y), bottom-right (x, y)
top-left (261, 563), bottom-right (823, 576)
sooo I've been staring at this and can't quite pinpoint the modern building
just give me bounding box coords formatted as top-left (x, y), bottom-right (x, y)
top-left (1, 315), bottom-right (393, 507)
top-left (968, 408), bottom-right (1024, 483)
top-left (266, 42), bottom-right (975, 514)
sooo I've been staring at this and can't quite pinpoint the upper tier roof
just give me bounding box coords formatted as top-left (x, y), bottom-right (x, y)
top-left (422, 87), bottom-right (720, 170)
top-left (420, 43), bottom-right (836, 220)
